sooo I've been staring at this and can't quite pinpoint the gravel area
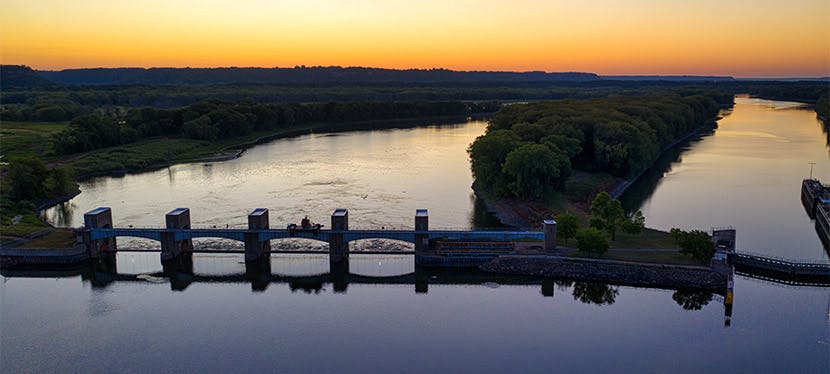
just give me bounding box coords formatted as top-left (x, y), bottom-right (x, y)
top-left (481, 255), bottom-right (728, 291)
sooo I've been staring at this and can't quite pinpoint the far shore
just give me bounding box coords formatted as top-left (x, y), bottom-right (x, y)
top-left (64, 112), bottom-right (492, 183)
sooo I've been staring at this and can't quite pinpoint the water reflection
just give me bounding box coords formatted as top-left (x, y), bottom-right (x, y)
top-left (671, 289), bottom-right (714, 310)
top-left (620, 129), bottom-right (715, 213)
top-left (622, 98), bottom-right (830, 262)
top-left (43, 122), bottom-right (501, 231)
top-left (571, 282), bottom-right (620, 305)
top-left (3, 253), bottom-right (732, 315)
top-left (40, 200), bottom-right (77, 227)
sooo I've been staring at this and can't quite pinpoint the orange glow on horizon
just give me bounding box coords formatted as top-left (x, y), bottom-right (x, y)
top-left (1, 0), bottom-right (828, 78)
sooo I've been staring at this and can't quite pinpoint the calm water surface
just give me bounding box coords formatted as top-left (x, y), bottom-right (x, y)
top-left (623, 97), bottom-right (830, 263)
top-left (4, 100), bottom-right (829, 372)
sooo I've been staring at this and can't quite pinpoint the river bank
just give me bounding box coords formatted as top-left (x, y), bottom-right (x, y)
top-left (2, 113), bottom-right (490, 240)
top-left (67, 112), bottom-right (491, 181)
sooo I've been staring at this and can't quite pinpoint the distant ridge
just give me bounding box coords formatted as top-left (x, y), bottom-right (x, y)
top-left (0, 65), bottom-right (57, 88)
top-left (13, 64), bottom-right (827, 88)
top-left (33, 66), bottom-right (601, 86)
top-left (602, 75), bottom-right (735, 82)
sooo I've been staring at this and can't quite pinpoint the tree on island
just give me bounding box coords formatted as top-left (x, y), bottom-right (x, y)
top-left (588, 191), bottom-right (645, 240)
top-left (554, 212), bottom-right (579, 243)
top-left (670, 228), bottom-right (715, 262)
top-left (622, 210), bottom-right (645, 235)
top-left (575, 227), bottom-right (609, 254)
top-left (5, 157), bottom-right (76, 204)
top-left (501, 143), bottom-right (570, 200)
top-left (467, 130), bottom-right (521, 197)
top-left (7, 157), bottom-right (48, 201)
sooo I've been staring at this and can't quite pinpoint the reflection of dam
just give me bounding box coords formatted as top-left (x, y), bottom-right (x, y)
top-left (2, 252), bottom-right (737, 327)
top-left (115, 252), bottom-right (414, 278)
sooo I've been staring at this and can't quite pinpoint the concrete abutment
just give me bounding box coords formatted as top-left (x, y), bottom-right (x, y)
top-left (83, 207), bottom-right (117, 258)
top-left (245, 208), bottom-right (271, 262)
top-left (161, 208), bottom-right (193, 261)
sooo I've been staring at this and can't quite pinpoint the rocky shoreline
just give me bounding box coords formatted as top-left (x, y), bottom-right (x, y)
top-left (481, 256), bottom-right (727, 291)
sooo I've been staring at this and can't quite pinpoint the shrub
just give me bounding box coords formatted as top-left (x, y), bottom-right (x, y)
top-left (576, 227), bottom-right (609, 254)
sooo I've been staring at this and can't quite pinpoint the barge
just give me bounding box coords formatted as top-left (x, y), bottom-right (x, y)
top-left (815, 202), bottom-right (830, 253)
top-left (801, 179), bottom-right (830, 218)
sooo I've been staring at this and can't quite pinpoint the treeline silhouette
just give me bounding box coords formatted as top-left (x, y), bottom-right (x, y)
top-left (468, 92), bottom-right (729, 199)
top-left (0, 82), bottom-right (750, 122)
top-left (0, 85), bottom-right (630, 121)
top-left (817, 95), bottom-right (829, 120)
top-left (3, 65), bottom-right (599, 86)
top-left (52, 100), bottom-right (499, 154)
top-left (734, 82), bottom-right (829, 104)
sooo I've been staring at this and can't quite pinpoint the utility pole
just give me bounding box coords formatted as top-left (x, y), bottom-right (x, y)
top-left (808, 162), bottom-right (816, 180)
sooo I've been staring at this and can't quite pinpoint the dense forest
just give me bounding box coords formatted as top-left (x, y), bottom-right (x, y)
top-left (735, 82), bottom-right (829, 104)
top-left (2, 65), bottom-right (823, 123)
top-left (51, 100), bottom-right (499, 154)
top-left (468, 92), bottom-right (729, 200)
top-left (0, 84), bottom-right (652, 120)
top-left (0, 81), bottom-right (753, 122)
top-left (817, 95), bottom-right (829, 120)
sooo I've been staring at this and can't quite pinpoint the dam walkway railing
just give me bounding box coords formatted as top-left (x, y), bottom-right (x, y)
top-left (729, 251), bottom-right (830, 281)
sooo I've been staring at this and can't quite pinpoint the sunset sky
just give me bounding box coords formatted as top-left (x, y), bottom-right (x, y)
top-left (1, 0), bottom-right (828, 77)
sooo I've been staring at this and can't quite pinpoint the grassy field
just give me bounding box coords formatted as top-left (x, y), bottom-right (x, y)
top-left (555, 228), bottom-right (678, 249)
top-left (609, 228), bottom-right (678, 249)
top-left (0, 121), bottom-right (68, 161)
top-left (39, 116), bottom-right (457, 178)
top-left (17, 229), bottom-right (77, 248)
top-left (61, 122), bottom-right (329, 177)
top-left (0, 214), bottom-right (50, 238)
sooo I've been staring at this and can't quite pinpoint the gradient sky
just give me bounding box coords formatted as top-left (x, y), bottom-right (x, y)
top-left (1, 0), bottom-right (828, 77)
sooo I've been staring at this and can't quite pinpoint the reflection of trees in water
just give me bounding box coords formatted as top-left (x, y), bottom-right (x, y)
top-left (41, 201), bottom-right (77, 227)
top-left (572, 282), bottom-right (619, 305)
top-left (554, 279), bottom-right (573, 290)
top-left (619, 129), bottom-right (715, 213)
top-left (671, 290), bottom-right (713, 310)
top-left (471, 195), bottom-right (508, 229)
top-left (289, 280), bottom-right (324, 294)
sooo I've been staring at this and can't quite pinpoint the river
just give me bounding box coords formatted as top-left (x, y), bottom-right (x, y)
top-left (4, 98), bottom-right (829, 372)
top-left (622, 97), bottom-right (830, 263)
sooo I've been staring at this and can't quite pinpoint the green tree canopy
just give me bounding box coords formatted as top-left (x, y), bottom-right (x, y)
top-left (622, 210), bottom-right (645, 235)
top-left (589, 192), bottom-right (626, 240)
top-left (7, 157), bottom-right (48, 201)
top-left (670, 228), bottom-right (715, 262)
top-left (502, 143), bottom-right (571, 200)
top-left (575, 227), bottom-right (609, 254)
top-left (554, 212), bottom-right (579, 243)
top-left (467, 130), bottom-right (521, 196)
